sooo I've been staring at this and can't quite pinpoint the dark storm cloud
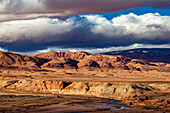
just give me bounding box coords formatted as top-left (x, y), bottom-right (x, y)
top-left (44, 0), bottom-right (170, 14)
top-left (0, 0), bottom-right (170, 22)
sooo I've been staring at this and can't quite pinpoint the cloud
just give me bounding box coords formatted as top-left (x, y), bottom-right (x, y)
top-left (0, 13), bottom-right (63, 22)
top-left (0, 47), bottom-right (7, 52)
top-left (0, 0), bottom-right (170, 22)
top-left (89, 13), bottom-right (170, 39)
top-left (0, 17), bottom-right (78, 42)
top-left (29, 43), bottom-right (146, 54)
top-left (19, 43), bottom-right (170, 55)
top-left (0, 0), bottom-right (45, 13)
top-left (0, 13), bottom-right (170, 52)
top-left (0, 42), bottom-right (170, 55)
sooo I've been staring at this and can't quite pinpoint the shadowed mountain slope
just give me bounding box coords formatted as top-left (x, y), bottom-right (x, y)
top-left (102, 48), bottom-right (170, 63)
top-left (0, 51), bottom-right (49, 68)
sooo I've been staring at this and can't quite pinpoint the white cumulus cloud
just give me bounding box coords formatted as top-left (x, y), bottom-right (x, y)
top-left (88, 13), bottom-right (170, 39)
top-left (0, 47), bottom-right (7, 52)
top-left (1, 13), bottom-right (170, 43)
top-left (0, 17), bottom-right (78, 42)
top-left (0, 13), bottom-right (170, 52)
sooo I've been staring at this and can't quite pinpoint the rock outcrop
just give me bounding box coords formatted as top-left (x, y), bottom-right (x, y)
top-left (0, 80), bottom-right (169, 100)
top-left (32, 51), bottom-right (90, 60)
top-left (1, 79), bottom-right (169, 111)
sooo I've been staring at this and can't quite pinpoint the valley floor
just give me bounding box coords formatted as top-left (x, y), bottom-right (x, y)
top-left (0, 69), bottom-right (169, 113)
top-left (0, 90), bottom-right (165, 113)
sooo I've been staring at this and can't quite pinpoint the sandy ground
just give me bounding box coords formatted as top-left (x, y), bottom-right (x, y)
top-left (0, 69), bottom-right (170, 83)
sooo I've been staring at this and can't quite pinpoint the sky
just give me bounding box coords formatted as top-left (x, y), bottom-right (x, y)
top-left (0, 0), bottom-right (170, 55)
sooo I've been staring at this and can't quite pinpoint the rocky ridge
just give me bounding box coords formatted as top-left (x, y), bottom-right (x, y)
top-left (0, 51), bottom-right (170, 73)
top-left (32, 51), bottom-right (170, 72)
top-left (0, 51), bottom-right (49, 68)
top-left (103, 48), bottom-right (170, 63)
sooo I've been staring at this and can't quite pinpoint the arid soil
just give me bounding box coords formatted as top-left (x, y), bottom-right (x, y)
top-left (0, 89), bottom-right (167, 113)
top-left (0, 71), bottom-right (169, 113)
top-left (0, 51), bottom-right (169, 113)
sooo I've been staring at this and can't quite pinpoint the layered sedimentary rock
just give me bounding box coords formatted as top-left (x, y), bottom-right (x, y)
top-left (0, 80), bottom-right (169, 100)
top-left (1, 79), bottom-right (169, 111)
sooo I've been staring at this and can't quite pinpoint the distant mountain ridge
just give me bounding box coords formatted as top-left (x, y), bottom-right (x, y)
top-left (32, 51), bottom-right (91, 60)
top-left (0, 50), bottom-right (170, 73)
top-left (102, 48), bottom-right (170, 63)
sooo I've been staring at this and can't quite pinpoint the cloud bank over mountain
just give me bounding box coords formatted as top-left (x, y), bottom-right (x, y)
top-left (21, 43), bottom-right (170, 55)
top-left (0, 13), bottom-right (170, 52)
top-left (0, 0), bottom-right (170, 53)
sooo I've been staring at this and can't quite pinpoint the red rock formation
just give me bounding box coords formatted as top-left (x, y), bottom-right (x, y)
top-left (0, 51), bottom-right (170, 72)
top-left (0, 51), bottom-right (48, 68)
top-left (32, 51), bottom-right (90, 60)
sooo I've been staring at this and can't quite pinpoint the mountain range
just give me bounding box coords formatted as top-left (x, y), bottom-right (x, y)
top-left (0, 48), bottom-right (170, 73)
top-left (103, 48), bottom-right (170, 63)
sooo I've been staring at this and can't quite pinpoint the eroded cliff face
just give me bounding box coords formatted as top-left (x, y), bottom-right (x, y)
top-left (0, 80), bottom-right (169, 100)
top-left (0, 80), bottom-right (169, 111)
